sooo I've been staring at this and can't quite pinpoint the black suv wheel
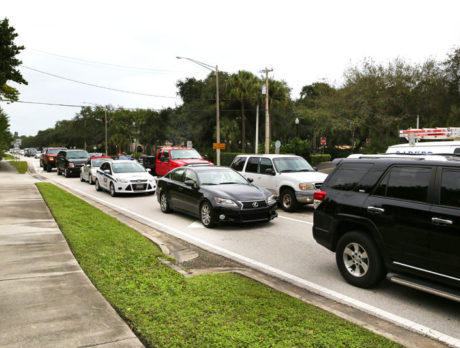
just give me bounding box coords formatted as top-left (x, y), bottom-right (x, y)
top-left (336, 231), bottom-right (384, 288)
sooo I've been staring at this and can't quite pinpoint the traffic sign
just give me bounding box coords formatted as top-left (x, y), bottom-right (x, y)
top-left (320, 137), bottom-right (326, 145)
top-left (213, 143), bottom-right (226, 150)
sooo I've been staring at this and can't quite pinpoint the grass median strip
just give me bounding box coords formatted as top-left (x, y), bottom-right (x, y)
top-left (7, 160), bottom-right (28, 173)
top-left (37, 182), bottom-right (399, 347)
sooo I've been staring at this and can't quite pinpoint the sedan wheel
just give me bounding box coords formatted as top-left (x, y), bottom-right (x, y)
top-left (95, 179), bottom-right (102, 191)
top-left (160, 192), bottom-right (171, 213)
top-left (200, 201), bottom-right (216, 228)
top-left (110, 183), bottom-right (117, 197)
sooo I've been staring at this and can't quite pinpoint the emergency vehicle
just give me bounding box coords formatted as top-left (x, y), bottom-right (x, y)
top-left (386, 127), bottom-right (460, 155)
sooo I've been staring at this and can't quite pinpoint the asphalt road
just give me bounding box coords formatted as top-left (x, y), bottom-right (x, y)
top-left (26, 157), bottom-right (460, 346)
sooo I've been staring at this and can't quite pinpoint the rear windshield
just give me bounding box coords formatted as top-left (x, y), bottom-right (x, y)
top-left (67, 151), bottom-right (89, 159)
top-left (48, 148), bottom-right (63, 154)
top-left (170, 149), bottom-right (201, 160)
top-left (326, 163), bottom-right (373, 191)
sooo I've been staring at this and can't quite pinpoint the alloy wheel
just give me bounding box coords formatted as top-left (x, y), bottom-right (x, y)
top-left (343, 242), bottom-right (369, 278)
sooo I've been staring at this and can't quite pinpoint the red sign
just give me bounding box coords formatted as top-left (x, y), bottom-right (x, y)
top-left (366, 138), bottom-right (371, 145)
top-left (320, 137), bottom-right (326, 145)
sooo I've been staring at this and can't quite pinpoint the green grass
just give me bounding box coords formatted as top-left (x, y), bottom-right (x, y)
top-left (36, 182), bottom-right (399, 348)
top-left (3, 154), bottom-right (15, 160)
top-left (8, 160), bottom-right (28, 174)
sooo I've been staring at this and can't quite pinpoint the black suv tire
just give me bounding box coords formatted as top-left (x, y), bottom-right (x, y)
top-left (336, 231), bottom-right (385, 288)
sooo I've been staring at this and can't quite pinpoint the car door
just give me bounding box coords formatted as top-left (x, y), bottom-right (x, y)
top-left (364, 165), bottom-right (434, 269)
top-left (168, 168), bottom-right (186, 209)
top-left (180, 169), bottom-right (202, 215)
top-left (243, 156), bottom-right (260, 183)
top-left (427, 167), bottom-right (460, 282)
top-left (99, 162), bottom-right (111, 190)
top-left (83, 159), bottom-right (91, 180)
top-left (257, 158), bottom-right (278, 194)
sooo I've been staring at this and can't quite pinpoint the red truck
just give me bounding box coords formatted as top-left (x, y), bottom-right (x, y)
top-left (41, 147), bottom-right (67, 172)
top-left (155, 147), bottom-right (213, 176)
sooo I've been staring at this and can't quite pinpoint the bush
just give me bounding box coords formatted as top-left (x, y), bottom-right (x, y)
top-left (309, 154), bottom-right (331, 166)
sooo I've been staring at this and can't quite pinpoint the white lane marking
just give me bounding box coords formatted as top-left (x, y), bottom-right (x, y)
top-left (187, 221), bottom-right (204, 229)
top-left (278, 215), bottom-right (313, 225)
top-left (41, 175), bottom-right (460, 347)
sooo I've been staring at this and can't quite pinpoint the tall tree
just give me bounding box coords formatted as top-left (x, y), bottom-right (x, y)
top-left (0, 108), bottom-right (12, 157)
top-left (0, 18), bottom-right (27, 102)
top-left (228, 71), bottom-right (261, 152)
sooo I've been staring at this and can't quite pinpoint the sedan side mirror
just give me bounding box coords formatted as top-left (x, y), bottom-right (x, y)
top-left (184, 180), bottom-right (197, 189)
top-left (146, 168), bottom-right (151, 172)
top-left (247, 177), bottom-right (254, 183)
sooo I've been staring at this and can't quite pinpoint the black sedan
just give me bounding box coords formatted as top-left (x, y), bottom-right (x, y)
top-left (156, 166), bottom-right (278, 228)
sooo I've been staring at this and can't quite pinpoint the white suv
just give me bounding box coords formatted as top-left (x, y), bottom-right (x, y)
top-left (230, 154), bottom-right (328, 211)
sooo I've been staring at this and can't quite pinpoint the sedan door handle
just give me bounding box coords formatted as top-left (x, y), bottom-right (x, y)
top-left (367, 206), bottom-right (385, 214)
top-left (432, 217), bottom-right (453, 225)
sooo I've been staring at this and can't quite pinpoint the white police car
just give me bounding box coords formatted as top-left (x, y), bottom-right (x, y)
top-left (95, 160), bottom-right (156, 196)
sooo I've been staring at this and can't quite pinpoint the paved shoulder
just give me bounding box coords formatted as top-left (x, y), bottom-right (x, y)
top-left (0, 171), bottom-right (143, 347)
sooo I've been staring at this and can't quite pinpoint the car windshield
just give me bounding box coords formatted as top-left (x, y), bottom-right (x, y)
top-left (273, 157), bottom-right (314, 173)
top-left (112, 162), bottom-right (145, 173)
top-left (67, 150), bottom-right (89, 159)
top-left (48, 148), bottom-right (62, 154)
top-left (198, 169), bottom-right (248, 185)
top-left (170, 149), bottom-right (201, 160)
top-left (92, 159), bottom-right (111, 167)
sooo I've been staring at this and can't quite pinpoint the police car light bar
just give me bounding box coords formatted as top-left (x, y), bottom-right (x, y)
top-left (400, 127), bottom-right (460, 141)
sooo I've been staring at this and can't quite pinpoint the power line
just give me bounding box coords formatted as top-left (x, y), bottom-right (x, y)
top-left (21, 65), bottom-right (178, 99)
top-left (29, 49), bottom-right (180, 73)
top-left (11, 100), bottom-right (85, 108)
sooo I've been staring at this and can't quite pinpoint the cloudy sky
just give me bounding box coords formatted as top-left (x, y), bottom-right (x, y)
top-left (2, 0), bottom-right (460, 136)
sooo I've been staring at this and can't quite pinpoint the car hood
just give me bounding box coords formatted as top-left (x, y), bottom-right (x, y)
top-left (279, 171), bottom-right (328, 183)
top-left (173, 159), bottom-right (213, 166)
top-left (203, 184), bottom-right (269, 201)
top-left (113, 172), bottom-right (153, 180)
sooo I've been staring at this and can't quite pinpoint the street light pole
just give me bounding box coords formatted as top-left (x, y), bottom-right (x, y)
top-left (105, 107), bottom-right (108, 156)
top-left (295, 118), bottom-right (299, 138)
top-left (260, 68), bottom-right (273, 154)
top-left (177, 56), bottom-right (221, 165)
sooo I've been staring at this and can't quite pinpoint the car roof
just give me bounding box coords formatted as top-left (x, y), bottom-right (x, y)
top-left (90, 156), bottom-right (111, 160)
top-left (339, 156), bottom-right (460, 167)
top-left (160, 147), bottom-right (197, 151)
top-left (235, 154), bottom-right (301, 159)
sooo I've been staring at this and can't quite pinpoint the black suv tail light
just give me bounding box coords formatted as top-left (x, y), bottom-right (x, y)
top-left (314, 191), bottom-right (326, 201)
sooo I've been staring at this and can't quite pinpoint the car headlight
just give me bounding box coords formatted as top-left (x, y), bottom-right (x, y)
top-left (299, 183), bottom-right (315, 191)
top-left (214, 197), bottom-right (238, 207)
top-left (68, 163), bottom-right (75, 168)
top-left (118, 178), bottom-right (129, 183)
top-left (267, 195), bottom-right (277, 204)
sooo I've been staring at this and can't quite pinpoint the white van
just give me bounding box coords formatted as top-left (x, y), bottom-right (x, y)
top-left (386, 141), bottom-right (460, 155)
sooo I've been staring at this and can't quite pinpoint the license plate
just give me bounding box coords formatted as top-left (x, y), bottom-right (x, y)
top-left (135, 184), bottom-right (144, 190)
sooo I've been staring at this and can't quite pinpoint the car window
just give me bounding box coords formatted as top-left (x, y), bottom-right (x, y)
top-left (246, 157), bottom-right (259, 173)
top-left (440, 169), bottom-right (460, 208)
top-left (327, 163), bottom-right (373, 191)
top-left (100, 162), bottom-right (110, 172)
top-left (171, 168), bottom-right (185, 182)
top-left (259, 158), bottom-right (274, 174)
top-left (157, 150), bottom-right (163, 160)
top-left (67, 150), bottom-right (89, 159)
top-left (162, 151), bottom-right (170, 161)
top-left (230, 157), bottom-right (246, 172)
top-left (375, 166), bottom-right (432, 203)
top-left (184, 169), bottom-right (197, 183)
top-left (112, 162), bottom-right (145, 173)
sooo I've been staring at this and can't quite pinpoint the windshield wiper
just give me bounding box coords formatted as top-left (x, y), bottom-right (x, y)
top-left (279, 169), bottom-right (296, 173)
top-left (219, 182), bottom-right (239, 185)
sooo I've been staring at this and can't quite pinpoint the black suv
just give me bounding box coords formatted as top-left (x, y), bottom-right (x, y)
top-left (313, 156), bottom-right (460, 301)
top-left (56, 149), bottom-right (89, 177)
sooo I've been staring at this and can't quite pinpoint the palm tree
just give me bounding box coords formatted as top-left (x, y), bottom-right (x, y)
top-left (228, 71), bottom-right (261, 152)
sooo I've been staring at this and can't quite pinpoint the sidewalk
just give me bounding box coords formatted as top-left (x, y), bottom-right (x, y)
top-left (0, 161), bottom-right (143, 347)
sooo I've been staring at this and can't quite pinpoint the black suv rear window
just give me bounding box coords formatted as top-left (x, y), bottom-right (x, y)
top-left (440, 169), bottom-right (460, 208)
top-left (326, 163), bottom-right (373, 191)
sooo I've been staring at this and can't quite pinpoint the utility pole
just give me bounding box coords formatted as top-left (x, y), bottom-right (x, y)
top-left (105, 107), bottom-right (108, 156)
top-left (216, 65), bottom-right (221, 165)
top-left (255, 104), bottom-right (259, 154)
top-left (260, 68), bottom-right (273, 154)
